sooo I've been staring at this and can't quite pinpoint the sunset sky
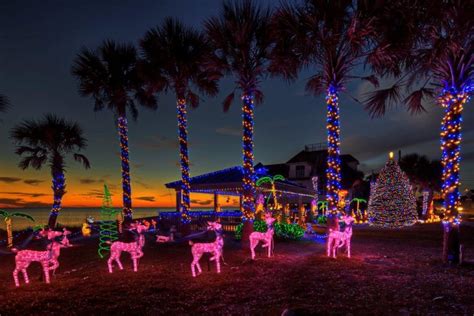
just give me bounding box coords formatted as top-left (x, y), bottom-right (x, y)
top-left (1, 0), bottom-right (473, 209)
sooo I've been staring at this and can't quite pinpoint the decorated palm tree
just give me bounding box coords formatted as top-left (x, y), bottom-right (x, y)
top-left (72, 40), bottom-right (157, 222)
top-left (256, 174), bottom-right (285, 207)
top-left (205, 0), bottom-right (273, 238)
top-left (0, 210), bottom-right (34, 248)
top-left (140, 18), bottom-right (220, 224)
top-left (364, 0), bottom-right (473, 262)
top-left (271, 0), bottom-right (420, 214)
top-left (10, 114), bottom-right (90, 227)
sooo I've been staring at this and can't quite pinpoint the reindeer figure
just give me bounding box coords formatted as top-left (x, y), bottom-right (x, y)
top-left (12, 230), bottom-right (70, 287)
top-left (327, 215), bottom-right (355, 259)
top-left (249, 213), bottom-right (276, 260)
top-left (189, 221), bottom-right (224, 277)
top-left (107, 222), bottom-right (147, 273)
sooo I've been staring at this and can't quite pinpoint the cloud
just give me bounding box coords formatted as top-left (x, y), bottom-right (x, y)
top-left (80, 178), bottom-right (97, 184)
top-left (23, 179), bottom-right (44, 186)
top-left (191, 199), bottom-right (212, 206)
top-left (216, 127), bottom-right (241, 137)
top-left (0, 192), bottom-right (48, 198)
top-left (132, 162), bottom-right (144, 169)
top-left (78, 189), bottom-right (106, 199)
top-left (0, 197), bottom-right (49, 208)
top-left (136, 196), bottom-right (155, 202)
top-left (0, 177), bottom-right (21, 183)
top-left (135, 180), bottom-right (152, 189)
top-left (136, 135), bottom-right (178, 150)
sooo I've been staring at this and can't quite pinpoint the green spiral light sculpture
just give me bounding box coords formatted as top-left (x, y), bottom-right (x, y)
top-left (98, 184), bottom-right (120, 258)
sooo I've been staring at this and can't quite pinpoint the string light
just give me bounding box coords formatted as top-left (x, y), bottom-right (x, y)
top-left (241, 94), bottom-right (256, 222)
top-left (98, 184), bottom-right (119, 259)
top-left (325, 85), bottom-right (342, 213)
top-left (177, 99), bottom-right (192, 224)
top-left (118, 116), bottom-right (132, 220)
top-left (439, 88), bottom-right (469, 223)
top-left (50, 173), bottom-right (65, 225)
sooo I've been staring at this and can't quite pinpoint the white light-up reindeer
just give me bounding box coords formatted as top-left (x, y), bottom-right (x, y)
top-left (327, 215), bottom-right (355, 259)
top-left (12, 229), bottom-right (72, 287)
top-left (107, 222), bottom-right (147, 273)
top-left (189, 221), bottom-right (224, 277)
top-left (250, 213), bottom-right (276, 260)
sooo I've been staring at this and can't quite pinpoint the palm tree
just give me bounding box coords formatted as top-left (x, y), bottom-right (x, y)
top-left (10, 114), bottom-right (90, 228)
top-left (140, 18), bottom-right (220, 224)
top-left (256, 174), bottom-right (285, 207)
top-left (0, 210), bottom-right (34, 248)
top-left (205, 0), bottom-right (273, 238)
top-left (364, 0), bottom-right (473, 263)
top-left (72, 40), bottom-right (157, 222)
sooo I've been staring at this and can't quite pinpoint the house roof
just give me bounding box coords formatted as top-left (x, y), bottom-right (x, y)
top-left (165, 165), bottom-right (315, 197)
top-left (286, 149), bottom-right (359, 165)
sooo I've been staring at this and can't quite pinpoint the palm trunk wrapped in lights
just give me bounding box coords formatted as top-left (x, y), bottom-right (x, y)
top-left (439, 88), bottom-right (468, 263)
top-left (118, 116), bottom-right (133, 222)
top-left (241, 93), bottom-right (256, 241)
top-left (241, 93), bottom-right (256, 219)
top-left (48, 171), bottom-right (65, 228)
top-left (325, 85), bottom-right (342, 214)
top-left (177, 98), bottom-right (191, 224)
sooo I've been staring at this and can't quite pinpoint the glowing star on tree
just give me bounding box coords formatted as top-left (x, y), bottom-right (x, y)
top-left (189, 221), bottom-right (224, 277)
top-left (368, 153), bottom-right (418, 228)
top-left (249, 213), bottom-right (276, 260)
top-left (0, 210), bottom-right (34, 248)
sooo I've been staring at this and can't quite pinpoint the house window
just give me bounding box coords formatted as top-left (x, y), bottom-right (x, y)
top-left (296, 165), bottom-right (305, 178)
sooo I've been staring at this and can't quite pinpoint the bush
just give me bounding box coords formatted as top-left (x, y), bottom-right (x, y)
top-left (235, 220), bottom-right (304, 240)
top-left (317, 215), bottom-right (327, 225)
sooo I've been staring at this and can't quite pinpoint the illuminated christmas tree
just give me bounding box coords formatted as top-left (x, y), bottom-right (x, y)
top-left (368, 153), bottom-right (418, 228)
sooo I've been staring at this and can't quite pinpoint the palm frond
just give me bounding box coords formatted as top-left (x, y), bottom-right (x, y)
top-left (223, 92), bottom-right (235, 113)
top-left (10, 213), bottom-right (35, 222)
top-left (305, 75), bottom-right (325, 95)
top-left (364, 83), bottom-right (402, 118)
top-left (73, 153), bottom-right (91, 169)
top-left (0, 94), bottom-right (10, 113)
top-left (360, 75), bottom-right (380, 88)
top-left (403, 87), bottom-right (434, 115)
top-left (187, 91), bottom-right (200, 109)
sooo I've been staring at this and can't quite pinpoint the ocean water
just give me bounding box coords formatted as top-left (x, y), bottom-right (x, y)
top-left (0, 207), bottom-right (218, 230)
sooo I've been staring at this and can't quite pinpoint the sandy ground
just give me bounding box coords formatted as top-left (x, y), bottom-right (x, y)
top-left (0, 223), bottom-right (473, 315)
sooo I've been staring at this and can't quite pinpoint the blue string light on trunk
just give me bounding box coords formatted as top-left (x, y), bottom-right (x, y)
top-left (177, 98), bottom-right (191, 224)
top-left (325, 85), bottom-right (342, 213)
top-left (118, 116), bottom-right (132, 221)
top-left (48, 172), bottom-right (65, 227)
top-left (241, 93), bottom-right (256, 221)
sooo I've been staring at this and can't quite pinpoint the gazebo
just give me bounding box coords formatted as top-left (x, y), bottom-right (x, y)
top-left (165, 165), bottom-right (316, 211)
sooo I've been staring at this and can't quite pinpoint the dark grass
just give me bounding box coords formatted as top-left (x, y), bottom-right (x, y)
top-left (0, 223), bottom-right (473, 315)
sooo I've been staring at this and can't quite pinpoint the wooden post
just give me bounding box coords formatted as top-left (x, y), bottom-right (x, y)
top-left (176, 190), bottom-right (182, 212)
top-left (214, 192), bottom-right (220, 212)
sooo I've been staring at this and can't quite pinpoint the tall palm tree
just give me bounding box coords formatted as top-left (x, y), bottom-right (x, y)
top-left (271, 0), bottom-right (422, 215)
top-left (364, 0), bottom-right (473, 263)
top-left (72, 40), bottom-right (157, 222)
top-left (140, 18), bottom-right (220, 224)
top-left (0, 210), bottom-right (34, 248)
top-left (205, 0), bottom-right (273, 237)
top-left (10, 114), bottom-right (90, 228)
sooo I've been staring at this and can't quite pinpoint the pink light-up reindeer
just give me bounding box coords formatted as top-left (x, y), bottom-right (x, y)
top-left (327, 215), bottom-right (355, 259)
top-left (12, 229), bottom-right (71, 287)
top-left (189, 221), bottom-right (224, 277)
top-left (107, 222), bottom-right (147, 273)
top-left (249, 213), bottom-right (276, 260)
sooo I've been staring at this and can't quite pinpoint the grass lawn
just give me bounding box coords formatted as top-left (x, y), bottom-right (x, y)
top-left (0, 223), bottom-right (473, 315)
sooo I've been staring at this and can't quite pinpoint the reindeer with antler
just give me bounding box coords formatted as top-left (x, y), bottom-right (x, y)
top-left (250, 213), bottom-right (276, 260)
top-left (107, 222), bottom-right (147, 273)
top-left (189, 221), bottom-right (224, 277)
top-left (12, 229), bottom-right (72, 287)
top-left (327, 214), bottom-right (355, 259)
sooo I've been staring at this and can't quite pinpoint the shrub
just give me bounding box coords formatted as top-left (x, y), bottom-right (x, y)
top-left (317, 215), bottom-right (327, 225)
top-left (235, 220), bottom-right (304, 240)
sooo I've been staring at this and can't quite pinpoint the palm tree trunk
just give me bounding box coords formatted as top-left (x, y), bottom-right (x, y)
top-left (118, 116), bottom-right (133, 223)
top-left (177, 98), bottom-right (191, 227)
top-left (241, 93), bottom-right (256, 242)
top-left (439, 91), bottom-right (467, 264)
top-left (325, 86), bottom-right (342, 215)
top-left (48, 170), bottom-right (65, 228)
top-left (6, 218), bottom-right (13, 248)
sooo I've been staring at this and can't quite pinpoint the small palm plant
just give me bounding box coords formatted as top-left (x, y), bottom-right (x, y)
top-left (11, 114), bottom-right (90, 227)
top-left (317, 201), bottom-right (328, 216)
top-left (0, 210), bottom-right (35, 248)
top-left (351, 198), bottom-right (367, 214)
top-left (256, 175), bottom-right (285, 208)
